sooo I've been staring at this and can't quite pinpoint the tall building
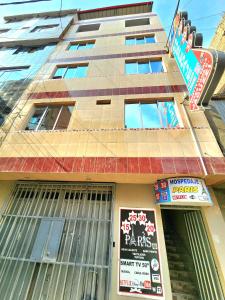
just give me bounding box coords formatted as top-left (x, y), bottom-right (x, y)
top-left (0, 2), bottom-right (224, 300)
top-left (0, 9), bottom-right (76, 126)
top-left (204, 13), bottom-right (225, 155)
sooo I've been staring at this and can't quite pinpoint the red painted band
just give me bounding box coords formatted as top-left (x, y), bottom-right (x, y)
top-left (49, 50), bottom-right (168, 64)
top-left (79, 2), bottom-right (153, 14)
top-left (29, 85), bottom-right (188, 99)
top-left (0, 156), bottom-right (223, 175)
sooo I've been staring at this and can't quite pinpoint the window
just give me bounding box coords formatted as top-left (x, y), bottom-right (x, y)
top-left (31, 24), bottom-right (58, 32)
top-left (96, 100), bottom-right (111, 105)
top-left (125, 100), bottom-right (179, 129)
top-left (125, 18), bottom-right (150, 27)
top-left (13, 45), bottom-right (45, 54)
top-left (53, 65), bottom-right (88, 79)
top-left (26, 104), bottom-right (74, 131)
top-left (77, 24), bottom-right (100, 32)
top-left (68, 41), bottom-right (95, 51)
top-left (0, 29), bottom-right (9, 34)
top-left (126, 35), bottom-right (155, 45)
top-left (0, 66), bottom-right (29, 81)
top-left (125, 59), bottom-right (164, 74)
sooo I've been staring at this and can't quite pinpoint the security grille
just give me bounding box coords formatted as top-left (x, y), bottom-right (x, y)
top-left (184, 211), bottom-right (225, 300)
top-left (0, 182), bottom-right (114, 300)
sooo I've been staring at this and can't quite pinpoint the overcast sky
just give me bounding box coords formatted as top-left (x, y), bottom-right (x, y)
top-left (0, 0), bottom-right (224, 47)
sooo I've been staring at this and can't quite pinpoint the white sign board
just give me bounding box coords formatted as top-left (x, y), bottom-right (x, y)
top-left (155, 178), bottom-right (212, 206)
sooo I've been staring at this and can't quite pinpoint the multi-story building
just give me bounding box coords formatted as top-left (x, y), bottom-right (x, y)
top-left (0, 9), bottom-right (76, 126)
top-left (204, 13), bottom-right (225, 155)
top-left (0, 2), bottom-right (224, 300)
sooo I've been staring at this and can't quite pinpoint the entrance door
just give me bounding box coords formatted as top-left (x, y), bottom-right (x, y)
top-left (162, 209), bottom-right (224, 300)
top-left (0, 182), bottom-right (114, 300)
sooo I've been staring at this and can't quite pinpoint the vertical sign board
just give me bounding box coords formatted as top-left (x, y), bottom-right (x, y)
top-left (154, 178), bottom-right (212, 206)
top-left (170, 12), bottom-right (225, 110)
top-left (119, 208), bottom-right (164, 299)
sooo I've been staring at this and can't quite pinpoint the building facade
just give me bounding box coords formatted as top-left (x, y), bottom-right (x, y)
top-left (0, 9), bottom-right (76, 125)
top-left (0, 2), bottom-right (224, 300)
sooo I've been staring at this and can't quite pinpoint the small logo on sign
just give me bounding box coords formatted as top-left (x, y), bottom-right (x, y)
top-left (152, 274), bottom-right (161, 283)
top-left (151, 258), bottom-right (159, 271)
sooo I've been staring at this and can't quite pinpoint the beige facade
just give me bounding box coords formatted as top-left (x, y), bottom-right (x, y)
top-left (0, 2), bottom-right (224, 300)
top-left (210, 12), bottom-right (225, 94)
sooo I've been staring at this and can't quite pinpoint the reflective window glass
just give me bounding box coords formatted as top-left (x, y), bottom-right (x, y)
top-left (125, 101), bottom-right (178, 129)
top-left (125, 60), bottom-right (164, 75)
top-left (125, 103), bottom-right (141, 128)
top-left (39, 106), bottom-right (61, 130)
top-left (64, 67), bottom-right (77, 79)
top-left (141, 103), bottom-right (161, 128)
top-left (146, 36), bottom-right (155, 43)
top-left (26, 105), bottom-right (74, 131)
top-left (136, 37), bottom-right (145, 44)
top-left (76, 66), bottom-right (88, 78)
top-left (53, 65), bottom-right (88, 79)
top-left (54, 106), bottom-right (74, 129)
top-left (53, 67), bottom-right (66, 78)
top-left (125, 62), bottom-right (137, 74)
top-left (158, 102), bottom-right (178, 128)
top-left (77, 44), bottom-right (87, 50)
top-left (150, 60), bottom-right (164, 73)
top-left (26, 107), bottom-right (46, 130)
top-left (68, 44), bottom-right (78, 51)
top-left (138, 62), bottom-right (150, 74)
top-left (126, 38), bottom-right (135, 45)
top-left (86, 42), bottom-right (94, 49)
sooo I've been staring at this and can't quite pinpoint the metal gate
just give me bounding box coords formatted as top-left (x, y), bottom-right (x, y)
top-left (0, 181), bottom-right (114, 300)
top-left (184, 210), bottom-right (225, 300)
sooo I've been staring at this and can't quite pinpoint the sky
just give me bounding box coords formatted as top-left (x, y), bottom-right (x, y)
top-left (0, 0), bottom-right (224, 47)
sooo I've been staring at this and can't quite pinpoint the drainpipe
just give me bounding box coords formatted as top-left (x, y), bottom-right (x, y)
top-left (182, 102), bottom-right (208, 176)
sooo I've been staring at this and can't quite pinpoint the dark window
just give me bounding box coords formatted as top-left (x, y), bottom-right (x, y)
top-left (96, 100), bottom-right (111, 105)
top-left (125, 60), bottom-right (164, 74)
top-left (53, 65), bottom-right (88, 79)
top-left (68, 41), bottom-right (95, 50)
top-left (31, 24), bottom-right (58, 32)
top-left (26, 104), bottom-right (74, 131)
top-left (77, 24), bottom-right (100, 32)
top-left (125, 18), bottom-right (150, 27)
top-left (14, 45), bottom-right (45, 54)
top-left (0, 29), bottom-right (9, 34)
top-left (125, 100), bottom-right (179, 129)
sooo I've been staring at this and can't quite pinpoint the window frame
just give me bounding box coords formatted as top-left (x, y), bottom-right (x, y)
top-left (77, 23), bottom-right (100, 33)
top-left (25, 103), bottom-right (75, 131)
top-left (125, 34), bottom-right (156, 45)
top-left (125, 58), bottom-right (166, 74)
top-left (67, 40), bottom-right (95, 51)
top-left (52, 64), bottom-right (88, 79)
top-left (124, 99), bottom-right (180, 129)
top-left (125, 18), bottom-right (150, 27)
top-left (31, 24), bottom-right (58, 33)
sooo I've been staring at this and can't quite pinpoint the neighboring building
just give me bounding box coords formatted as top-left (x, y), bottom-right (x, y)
top-left (0, 2), bottom-right (224, 300)
top-left (204, 13), bottom-right (225, 155)
top-left (0, 9), bottom-right (76, 125)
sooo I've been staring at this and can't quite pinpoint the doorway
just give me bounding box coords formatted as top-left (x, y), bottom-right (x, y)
top-left (162, 208), bottom-right (224, 300)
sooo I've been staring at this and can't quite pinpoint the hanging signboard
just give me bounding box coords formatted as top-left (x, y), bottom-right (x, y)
top-left (154, 177), bottom-right (212, 206)
top-left (119, 208), bottom-right (164, 299)
top-left (169, 12), bottom-right (225, 110)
